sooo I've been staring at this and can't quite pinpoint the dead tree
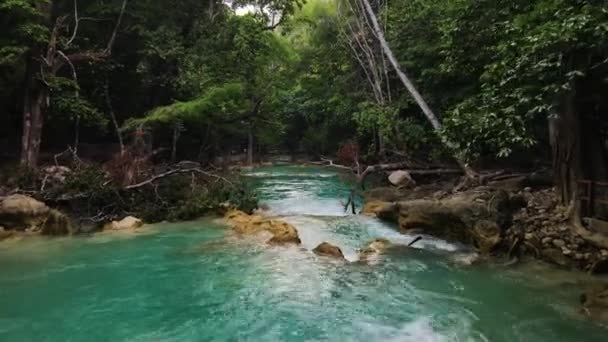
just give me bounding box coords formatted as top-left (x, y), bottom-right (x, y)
top-left (349, 0), bottom-right (476, 178)
top-left (337, 0), bottom-right (392, 155)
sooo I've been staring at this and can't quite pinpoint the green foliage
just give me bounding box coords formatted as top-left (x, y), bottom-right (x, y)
top-left (126, 82), bottom-right (248, 128)
top-left (39, 165), bottom-right (258, 223)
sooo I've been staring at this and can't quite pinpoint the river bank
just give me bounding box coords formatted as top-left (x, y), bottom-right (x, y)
top-left (2, 165), bottom-right (608, 340)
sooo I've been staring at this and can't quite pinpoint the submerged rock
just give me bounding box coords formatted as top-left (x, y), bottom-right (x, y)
top-left (225, 210), bottom-right (301, 245)
top-left (581, 285), bottom-right (608, 324)
top-left (359, 238), bottom-right (391, 263)
top-left (104, 216), bottom-right (144, 231)
top-left (313, 242), bottom-right (345, 259)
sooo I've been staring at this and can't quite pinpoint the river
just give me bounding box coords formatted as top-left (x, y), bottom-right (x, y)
top-left (0, 165), bottom-right (606, 341)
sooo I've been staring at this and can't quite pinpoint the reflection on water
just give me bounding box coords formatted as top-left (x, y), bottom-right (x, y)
top-left (0, 165), bottom-right (606, 341)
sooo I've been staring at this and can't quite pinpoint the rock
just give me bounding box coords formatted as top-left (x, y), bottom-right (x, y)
top-left (541, 248), bottom-right (576, 268)
top-left (41, 210), bottom-right (74, 236)
top-left (524, 233), bottom-right (535, 241)
top-left (581, 285), bottom-right (608, 324)
top-left (225, 210), bottom-right (300, 245)
top-left (266, 220), bottom-right (301, 245)
top-left (363, 187), bottom-right (403, 202)
top-left (561, 247), bottom-right (572, 256)
top-left (575, 253), bottom-right (584, 260)
top-left (601, 250), bottom-right (608, 257)
top-left (388, 170), bottom-right (413, 187)
top-left (104, 216), bottom-right (144, 231)
top-left (313, 242), bottom-right (345, 259)
top-left (471, 220), bottom-right (502, 254)
top-left (552, 239), bottom-right (566, 248)
top-left (364, 190), bottom-right (524, 254)
top-left (0, 228), bottom-right (16, 241)
top-left (359, 239), bottom-right (391, 263)
top-left (541, 237), bottom-right (552, 245)
top-left (361, 201), bottom-right (398, 221)
top-left (0, 195), bottom-right (50, 230)
top-left (450, 252), bottom-right (480, 266)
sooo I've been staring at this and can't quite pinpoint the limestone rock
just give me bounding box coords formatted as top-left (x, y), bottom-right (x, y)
top-left (388, 170), bottom-right (413, 187)
top-left (104, 216), bottom-right (144, 231)
top-left (363, 187), bottom-right (404, 202)
top-left (581, 285), bottom-right (608, 324)
top-left (313, 242), bottom-right (345, 259)
top-left (0, 195), bottom-right (50, 230)
top-left (225, 210), bottom-right (301, 245)
top-left (359, 238), bottom-right (391, 262)
top-left (41, 210), bottom-right (74, 236)
top-left (361, 201), bottom-right (397, 221)
top-left (363, 190), bottom-right (525, 254)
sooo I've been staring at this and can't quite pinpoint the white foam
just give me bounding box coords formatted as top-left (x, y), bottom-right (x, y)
top-left (356, 318), bottom-right (448, 342)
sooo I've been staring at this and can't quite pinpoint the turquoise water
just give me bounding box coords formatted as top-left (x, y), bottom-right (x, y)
top-left (1, 166), bottom-right (607, 341)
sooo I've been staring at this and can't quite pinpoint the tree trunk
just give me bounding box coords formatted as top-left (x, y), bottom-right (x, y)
top-left (360, 0), bottom-right (475, 177)
top-left (550, 91), bottom-right (580, 205)
top-left (247, 128), bottom-right (254, 166)
top-left (21, 58), bottom-right (47, 168)
top-left (105, 79), bottom-right (125, 155)
top-left (171, 123), bottom-right (180, 163)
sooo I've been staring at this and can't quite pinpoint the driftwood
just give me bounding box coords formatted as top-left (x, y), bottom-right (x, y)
top-left (125, 168), bottom-right (233, 190)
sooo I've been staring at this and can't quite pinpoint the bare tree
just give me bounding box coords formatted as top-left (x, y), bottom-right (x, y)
top-left (337, 0), bottom-right (391, 155)
top-left (345, 0), bottom-right (476, 177)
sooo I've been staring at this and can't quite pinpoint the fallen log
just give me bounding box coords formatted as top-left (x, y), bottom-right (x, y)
top-left (125, 168), bottom-right (233, 190)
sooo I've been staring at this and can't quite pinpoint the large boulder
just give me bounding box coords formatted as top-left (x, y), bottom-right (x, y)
top-left (581, 285), bottom-right (608, 323)
top-left (0, 195), bottom-right (50, 230)
top-left (0, 195), bottom-right (74, 236)
top-left (363, 190), bottom-right (524, 254)
top-left (225, 210), bottom-right (301, 245)
top-left (388, 170), bottom-right (414, 187)
top-left (313, 242), bottom-right (345, 259)
top-left (103, 216), bottom-right (144, 231)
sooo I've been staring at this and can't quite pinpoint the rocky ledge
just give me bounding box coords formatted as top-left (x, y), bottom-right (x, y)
top-left (363, 189), bottom-right (525, 254)
top-left (363, 184), bottom-right (608, 324)
top-left (0, 194), bottom-right (74, 238)
top-left (0, 194), bottom-right (146, 240)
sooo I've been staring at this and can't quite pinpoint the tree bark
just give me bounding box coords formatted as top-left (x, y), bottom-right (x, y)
top-left (105, 79), bottom-right (125, 155)
top-left (550, 91), bottom-right (580, 205)
top-left (247, 128), bottom-right (254, 166)
top-left (21, 60), bottom-right (47, 168)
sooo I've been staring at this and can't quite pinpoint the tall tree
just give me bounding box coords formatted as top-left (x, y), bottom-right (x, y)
top-left (18, 0), bottom-right (127, 168)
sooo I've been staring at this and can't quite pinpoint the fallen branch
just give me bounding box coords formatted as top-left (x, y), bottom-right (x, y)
top-left (358, 162), bottom-right (461, 189)
top-left (125, 168), bottom-right (233, 190)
